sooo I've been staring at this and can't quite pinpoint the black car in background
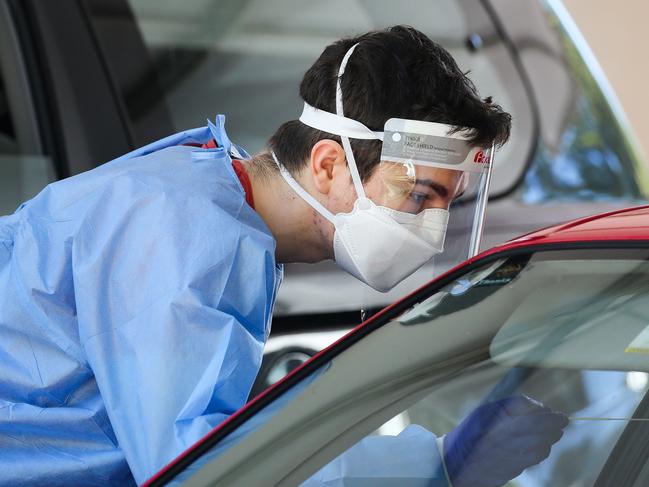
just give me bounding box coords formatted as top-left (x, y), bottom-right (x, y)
top-left (1, 0), bottom-right (647, 351)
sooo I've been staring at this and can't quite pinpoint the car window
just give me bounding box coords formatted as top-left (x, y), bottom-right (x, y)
top-left (0, 66), bottom-right (16, 154)
top-left (86, 0), bottom-right (649, 206)
top-left (520, 0), bottom-right (649, 203)
top-left (156, 247), bottom-right (649, 486)
top-left (0, 14), bottom-right (54, 215)
top-left (87, 0), bottom-right (532, 198)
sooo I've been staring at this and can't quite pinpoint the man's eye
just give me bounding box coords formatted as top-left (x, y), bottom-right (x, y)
top-left (408, 192), bottom-right (428, 204)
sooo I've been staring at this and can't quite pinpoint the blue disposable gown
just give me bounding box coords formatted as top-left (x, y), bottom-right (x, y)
top-left (0, 116), bottom-right (451, 486)
top-left (0, 117), bottom-right (282, 485)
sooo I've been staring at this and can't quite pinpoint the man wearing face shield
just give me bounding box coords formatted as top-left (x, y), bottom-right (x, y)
top-left (273, 99), bottom-right (488, 293)
top-left (0, 26), bottom-right (566, 486)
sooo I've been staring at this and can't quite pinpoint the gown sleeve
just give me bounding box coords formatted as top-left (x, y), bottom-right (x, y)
top-left (72, 165), bottom-right (276, 484)
top-left (300, 425), bottom-right (450, 487)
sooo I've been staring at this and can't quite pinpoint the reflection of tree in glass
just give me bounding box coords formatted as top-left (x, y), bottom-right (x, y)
top-left (521, 8), bottom-right (648, 203)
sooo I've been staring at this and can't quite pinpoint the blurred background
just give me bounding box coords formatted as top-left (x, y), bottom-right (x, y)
top-left (564, 0), bottom-right (649, 160)
top-left (1, 0), bottom-right (648, 333)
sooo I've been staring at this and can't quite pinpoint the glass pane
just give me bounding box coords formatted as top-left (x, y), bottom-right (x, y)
top-left (94, 0), bottom-right (530, 190)
top-left (520, 1), bottom-right (648, 203)
top-left (0, 66), bottom-right (16, 153)
top-left (0, 155), bottom-right (53, 214)
top-left (0, 52), bottom-right (53, 215)
top-left (172, 249), bottom-right (649, 486)
top-left (314, 253), bottom-right (649, 486)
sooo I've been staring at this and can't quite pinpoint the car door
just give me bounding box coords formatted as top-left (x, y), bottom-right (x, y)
top-left (144, 237), bottom-right (649, 486)
top-left (2, 0), bottom-right (162, 190)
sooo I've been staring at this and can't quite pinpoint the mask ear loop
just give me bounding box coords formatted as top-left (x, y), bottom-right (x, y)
top-left (336, 43), bottom-right (369, 202)
top-left (337, 44), bottom-right (373, 321)
top-left (271, 151), bottom-right (336, 224)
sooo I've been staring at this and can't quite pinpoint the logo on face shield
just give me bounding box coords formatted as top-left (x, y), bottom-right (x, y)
top-left (473, 150), bottom-right (487, 163)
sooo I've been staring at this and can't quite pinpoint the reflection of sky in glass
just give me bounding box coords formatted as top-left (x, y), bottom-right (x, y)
top-left (521, 24), bottom-right (645, 204)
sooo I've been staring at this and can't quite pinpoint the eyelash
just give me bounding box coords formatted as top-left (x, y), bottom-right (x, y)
top-left (409, 192), bottom-right (429, 204)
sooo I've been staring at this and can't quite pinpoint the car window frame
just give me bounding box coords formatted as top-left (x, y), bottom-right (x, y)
top-left (0, 0), bottom-right (42, 154)
top-left (145, 238), bottom-right (649, 486)
top-left (479, 0), bottom-right (541, 201)
top-left (0, 0), bottom-right (61, 213)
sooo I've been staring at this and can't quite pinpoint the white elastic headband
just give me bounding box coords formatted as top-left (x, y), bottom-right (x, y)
top-left (326, 43), bottom-right (368, 199)
top-left (296, 44), bottom-right (488, 200)
top-left (299, 103), bottom-right (384, 141)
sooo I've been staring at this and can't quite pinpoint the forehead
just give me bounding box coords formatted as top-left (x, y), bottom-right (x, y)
top-left (377, 161), bottom-right (463, 180)
top-left (413, 165), bottom-right (464, 185)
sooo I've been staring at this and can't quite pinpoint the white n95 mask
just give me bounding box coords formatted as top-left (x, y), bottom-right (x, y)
top-left (378, 206), bottom-right (449, 247)
top-left (333, 198), bottom-right (447, 292)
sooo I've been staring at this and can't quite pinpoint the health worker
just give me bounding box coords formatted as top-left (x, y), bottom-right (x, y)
top-left (0, 26), bottom-right (567, 486)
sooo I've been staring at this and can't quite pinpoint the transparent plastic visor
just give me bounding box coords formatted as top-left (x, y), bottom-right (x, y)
top-left (299, 102), bottom-right (495, 258)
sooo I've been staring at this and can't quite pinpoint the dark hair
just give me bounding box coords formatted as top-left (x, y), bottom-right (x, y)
top-left (268, 25), bottom-right (511, 181)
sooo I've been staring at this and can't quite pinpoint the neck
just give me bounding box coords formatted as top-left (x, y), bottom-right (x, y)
top-left (247, 153), bottom-right (332, 264)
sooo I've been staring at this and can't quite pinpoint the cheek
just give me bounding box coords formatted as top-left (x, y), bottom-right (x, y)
top-left (362, 178), bottom-right (392, 209)
top-left (430, 194), bottom-right (454, 211)
top-left (329, 180), bottom-right (357, 214)
top-left (365, 179), bottom-right (410, 210)
top-left (362, 175), bottom-right (382, 198)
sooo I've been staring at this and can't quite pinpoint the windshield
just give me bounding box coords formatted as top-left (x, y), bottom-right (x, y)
top-left (157, 247), bottom-right (649, 486)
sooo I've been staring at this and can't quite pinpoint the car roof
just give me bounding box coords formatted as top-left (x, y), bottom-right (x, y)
top-left (487, 204), bottom-right (649, 252)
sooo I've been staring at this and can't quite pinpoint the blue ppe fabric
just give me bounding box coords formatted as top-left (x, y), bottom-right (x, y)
top-left (165, 364), bottom-right (449, 487)
top-left (301, 425), bottom-right (449, 487)
top-left (0, 118), bottom-right (282, 485)
top-left (302, 394), bottom-right (567, 486)
top-left (443, 395), bottom-right (569, 487)
top-left (168, 364), bottom-right (330, 485)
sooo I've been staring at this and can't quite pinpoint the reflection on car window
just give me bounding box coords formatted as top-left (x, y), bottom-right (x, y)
top-left (521, 4), bottom-right (648, 203)
top-left (89, 0), bottom-right (531, 197)
top-left (0, 66), bottom-right (16, 153)
top-left (0, 55), bottom-right (53, 214)
top-left (168, 249), bottom-right (649, 486)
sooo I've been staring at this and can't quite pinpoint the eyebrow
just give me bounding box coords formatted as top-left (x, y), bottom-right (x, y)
top-left (415, 178), bottom-right (450, 198)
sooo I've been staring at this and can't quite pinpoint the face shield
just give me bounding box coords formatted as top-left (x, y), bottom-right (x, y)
top-left (273, 43), bottom-right (496, 293)
top-left (377, 116), bottom-right (495, 260)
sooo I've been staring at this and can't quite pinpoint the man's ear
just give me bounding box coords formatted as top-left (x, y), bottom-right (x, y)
top-left (310, 139), bottom-right (346, 194)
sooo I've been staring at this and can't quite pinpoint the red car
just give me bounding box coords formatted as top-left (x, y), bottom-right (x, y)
top-left (145, 204), bottom-right (649, 486)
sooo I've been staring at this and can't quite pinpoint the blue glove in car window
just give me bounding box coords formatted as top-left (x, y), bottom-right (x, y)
top-left (443, 395), bottom-right (569, 487)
